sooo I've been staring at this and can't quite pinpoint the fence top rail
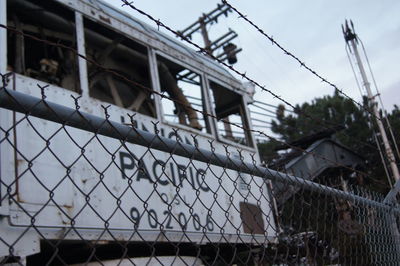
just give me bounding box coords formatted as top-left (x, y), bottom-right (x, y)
top-left (0, 84), bottom-right (396, 213)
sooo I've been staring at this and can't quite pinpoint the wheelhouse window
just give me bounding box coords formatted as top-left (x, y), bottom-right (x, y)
top-left (157, 55), bottom-right (210, 133)
top-left (209, 81), bottom-right (252, 146)
top-left (6, 0), bottom-right (80, 92)
top-left (84, 18), bottom-right (155, 117)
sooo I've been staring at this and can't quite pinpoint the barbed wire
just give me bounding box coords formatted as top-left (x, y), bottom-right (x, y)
top-left (1, 6), bottom-right (400, 263)
top-left (117, 1), bottom-right (382, 155)
top-left (109, 4), bottom-right (385, 176)
top-left (118, 1), bottom-right (299, 107)
top-left (0, 23), bottom-right (379, 186)
top-left (221, 0), bottom-right (384, 123)
top-left (0, 22), bottom-right (379, 184)
top-left (0, 7), bottom-right (390, 191)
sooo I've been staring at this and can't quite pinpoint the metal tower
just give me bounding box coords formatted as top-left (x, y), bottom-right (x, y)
top-left (343, 20), bottom-right (400, 184)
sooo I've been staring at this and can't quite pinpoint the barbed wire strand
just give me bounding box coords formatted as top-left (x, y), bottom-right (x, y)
top-left (221, 0), bottom-right (384, 123)
top-left (0, 23), bottom-right (380, 185)
top-left (107, 4), bottom-right (383, 177)
top-left (117, 1), bottom-right (382, 155)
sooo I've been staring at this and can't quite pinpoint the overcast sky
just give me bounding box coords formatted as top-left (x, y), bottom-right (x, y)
top-left (105, 0), bottom-right (400, 112)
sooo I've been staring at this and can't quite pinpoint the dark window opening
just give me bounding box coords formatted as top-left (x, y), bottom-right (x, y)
top-left (6, 0), bottom-right (80, 93)
top-left (209, 81), bottom-right (252, 146)
top-left (157, 55), bottom-right (210, 133)
top-left (84, 18), bottom-right (155, 117)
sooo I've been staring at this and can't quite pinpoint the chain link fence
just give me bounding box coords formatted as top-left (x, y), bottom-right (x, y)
top-left (0, 73), bottom-right (399, 265)
top-left (1, 0), bottom-right (400, 264)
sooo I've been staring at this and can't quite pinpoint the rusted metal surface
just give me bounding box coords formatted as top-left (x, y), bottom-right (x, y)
top-left (240, 202), bottom-right (264, 234)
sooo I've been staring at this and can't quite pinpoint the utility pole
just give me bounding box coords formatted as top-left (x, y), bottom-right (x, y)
top-left (178, 1), bottom-right (241, 64)
top-left (343, 20), bottom-right (400, 183)
top-left (178, 2), bottom-right (243, 138)
top-left (199, 15), bottom-right (213, 55)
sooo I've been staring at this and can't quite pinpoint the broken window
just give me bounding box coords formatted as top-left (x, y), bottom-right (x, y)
top-left (84, 18), bottom-right (155, 117)
top-left (7, 0), bottom-right (80, 93)
top-left (157, 55), bottom-right (210, 133)
top-left (209, 81), bottom-right (252, 146)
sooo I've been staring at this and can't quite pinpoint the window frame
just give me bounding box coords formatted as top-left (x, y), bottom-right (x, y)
top-left (75, 11), bottom-right (89, 98)
top-left (206, 75), bottom-right (255, 150)
top-left (154, 51), bottom-right (216, 138)
top-left (80, 13), bottom-right (159, 119)
top-left (5, 0), bottom-right (81, 93)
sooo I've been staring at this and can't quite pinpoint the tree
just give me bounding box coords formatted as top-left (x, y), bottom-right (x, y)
top-left (258, 90), bottom-right (399, 193)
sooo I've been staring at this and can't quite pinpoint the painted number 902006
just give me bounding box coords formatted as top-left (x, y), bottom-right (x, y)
top-left (130, 207), bottom-right (214, 231)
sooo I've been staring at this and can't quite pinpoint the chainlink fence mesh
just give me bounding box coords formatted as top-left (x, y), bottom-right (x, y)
top-left (0, 73), bottom-right (400, 265)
